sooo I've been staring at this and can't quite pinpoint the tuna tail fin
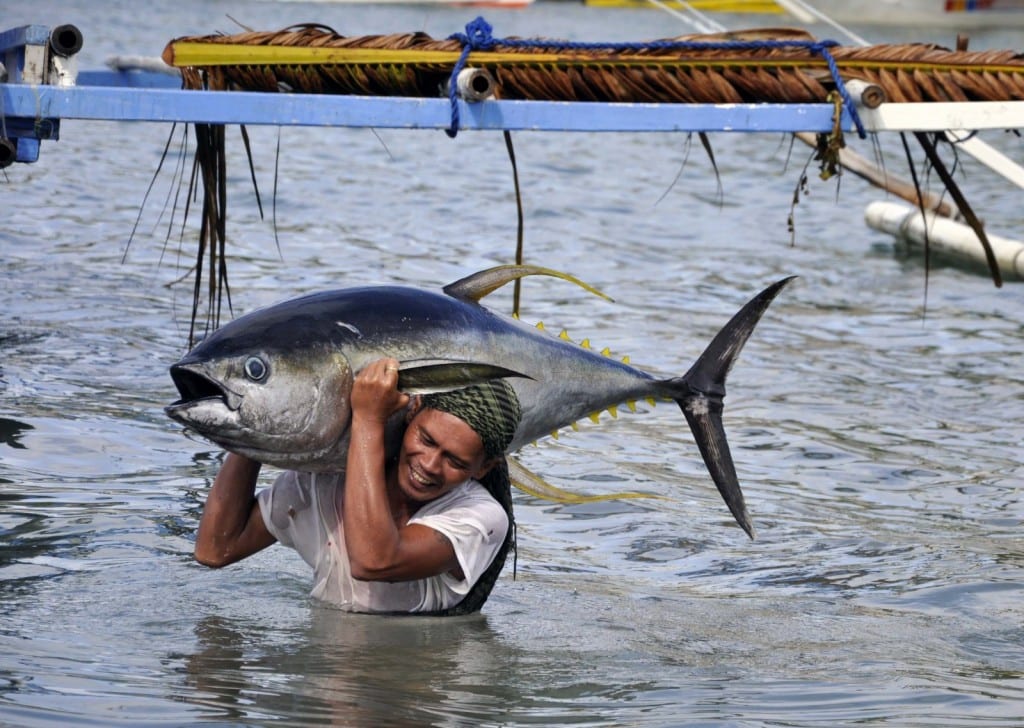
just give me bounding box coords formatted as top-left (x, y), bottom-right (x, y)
top-left (672, 277), bottom-right (796, 539)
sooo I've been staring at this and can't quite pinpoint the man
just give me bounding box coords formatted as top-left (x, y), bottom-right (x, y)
top-left (193, 357), bottom-right (522, 615)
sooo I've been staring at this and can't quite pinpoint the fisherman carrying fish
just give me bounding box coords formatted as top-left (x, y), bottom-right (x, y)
top-left (170, 268), bottom-right (794, 609)
top-left (193, 357), bottom-right (522, 615)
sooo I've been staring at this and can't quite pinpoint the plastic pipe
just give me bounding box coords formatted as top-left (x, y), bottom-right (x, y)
top-left (455, 68), bottom-right (496, 102)
top-left (865, 200), bottom-right (1024, 280)
top-left (49, 24), bottom-right (83, 58)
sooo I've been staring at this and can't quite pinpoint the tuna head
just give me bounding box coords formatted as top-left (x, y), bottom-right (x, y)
top-left (166, 336), bottom-right (354, 469)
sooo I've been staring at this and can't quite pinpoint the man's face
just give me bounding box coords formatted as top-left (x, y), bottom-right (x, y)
top-left (397, 408), bottom-right (491, 503)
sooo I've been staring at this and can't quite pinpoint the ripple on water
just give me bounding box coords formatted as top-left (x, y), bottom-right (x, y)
top-left (1, 2), bottom-right (1024, 725)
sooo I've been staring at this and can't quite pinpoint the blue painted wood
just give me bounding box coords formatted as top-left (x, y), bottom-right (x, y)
top-left (77, 70), bottom-right (182, 89)
top-left (14, 137), bottom-right (39, 163)
top-left (0, 25), bottom-right (49, 53)
top-left (1, 81), bottom-right (852, 133)
top-left (1, 116), bottom-right (60, 140)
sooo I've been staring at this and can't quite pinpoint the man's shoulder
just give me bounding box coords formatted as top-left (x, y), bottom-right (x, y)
top-left (418, 479), bottom-right (499, 516)
top-left (449, 478), bottom-right (497, 504)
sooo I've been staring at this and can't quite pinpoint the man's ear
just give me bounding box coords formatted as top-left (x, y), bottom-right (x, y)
top-left (405, 395), bottom-right (423, 424)
top-left (473, 457), bottom-right (501, 480)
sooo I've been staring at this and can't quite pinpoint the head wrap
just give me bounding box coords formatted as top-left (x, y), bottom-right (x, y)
top-left (420, 379), bottom-right (522, 459)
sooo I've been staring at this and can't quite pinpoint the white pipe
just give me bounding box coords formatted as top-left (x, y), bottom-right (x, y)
top-left (453, 67), bottom-right (496, 102)
top-left (865, 200), bottom-right (1024, 280)
top-left (844, 79), bottom-right (886, 109)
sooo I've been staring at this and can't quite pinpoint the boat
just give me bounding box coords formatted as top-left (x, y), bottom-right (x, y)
top-left (581, 0), bottom-right (784, 13)
top-left (796, 0), bottom-right (1024, 28)
top-left (3, 18), bottom-right (1024, 285)
top-left (582, 0), bottom-right (1024, 29)
top-left (272, 0), bottom-right (536, 6)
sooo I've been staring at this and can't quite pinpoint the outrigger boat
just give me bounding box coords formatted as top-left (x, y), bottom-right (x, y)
top-left (2, 15), bottom-right (1023, 287)
top-left (582, 0), bottom-right (1024, 30)
top-left (273, 0), bottom-right (537, 7)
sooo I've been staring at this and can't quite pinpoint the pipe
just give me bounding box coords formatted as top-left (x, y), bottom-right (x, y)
top-left (844, 79), bottom-right (886, 110)
top-left (0, 139), bottom-right (16, 169)
top-left (49, 24), bottom-right (84, 58)
top-left (865, 201), bottom-right (1024, 281)
top-left (455, 68), bottom-right (496, 102)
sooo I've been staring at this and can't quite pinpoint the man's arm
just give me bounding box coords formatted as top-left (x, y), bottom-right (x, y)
top-left (343, 358), bottom-right (462, 582)
top-left (194, 452), bottom-right (277, 567)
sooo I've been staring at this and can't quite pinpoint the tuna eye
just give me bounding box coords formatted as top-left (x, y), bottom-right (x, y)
top-left (244, 356), bottom-right (268, 382)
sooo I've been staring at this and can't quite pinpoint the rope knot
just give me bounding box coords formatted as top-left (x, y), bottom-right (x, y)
top-left (446, 17), bottom-right (497, 137)
top-left (450, 17), bottom-right (496, 50)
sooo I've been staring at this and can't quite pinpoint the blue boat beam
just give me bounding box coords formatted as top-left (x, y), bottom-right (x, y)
top-left (2, 78), bottom-right (852, 135)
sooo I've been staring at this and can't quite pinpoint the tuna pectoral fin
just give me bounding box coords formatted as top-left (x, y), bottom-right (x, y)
top-left (675, 276), bottom-right (796, 539)
top-left (396, 359), bottom-right (531, 395)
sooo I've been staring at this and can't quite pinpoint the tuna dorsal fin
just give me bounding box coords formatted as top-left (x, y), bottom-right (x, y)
top-left (396, 358), bottom-right (532, 395)
top-left (443, 265), bottom-right (613, 303)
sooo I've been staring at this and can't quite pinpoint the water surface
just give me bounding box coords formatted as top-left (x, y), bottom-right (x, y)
top-left (2, 1), bottom-right (1023, 725)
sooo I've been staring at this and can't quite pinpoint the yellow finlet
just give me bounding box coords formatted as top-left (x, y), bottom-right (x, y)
top-left (622, 355), bottom-right (631, 364)
top-left (571, 422), bottom-right (580, 431)
top-left (588, 412), bottom-right (601, 424)
top-left (645, 397), bottom-right (656, 407)
top-left (536, 321), bottom-right (545, 331)
top-left (559, 329), bottom-right (571, 341)
top-left (626, 400), bottom-right (637, 413)
top-left (608, 405), bottom-right (618, 418)
top-left (581, 339), bottom-right (592, 349)
top-left (550, 430), bottom-right (559, 440)
top-left (601, 346), bottom-right (611, 357)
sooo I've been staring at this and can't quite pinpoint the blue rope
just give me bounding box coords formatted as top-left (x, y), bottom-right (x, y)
top-left (445, 16), bottom-right (865, 139)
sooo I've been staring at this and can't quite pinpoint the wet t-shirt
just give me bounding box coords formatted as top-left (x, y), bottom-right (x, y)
top-left (257, 471), bottom-right (508, 613)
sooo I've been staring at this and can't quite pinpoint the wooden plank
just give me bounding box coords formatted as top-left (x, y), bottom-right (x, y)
top-left (858, 101), bottom-right (1024, 132)
top-left (0, 82), bottom-right (850, 132)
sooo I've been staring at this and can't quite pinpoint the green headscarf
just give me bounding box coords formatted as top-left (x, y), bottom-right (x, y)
top-left (420, 379), bottom-right (522, 459)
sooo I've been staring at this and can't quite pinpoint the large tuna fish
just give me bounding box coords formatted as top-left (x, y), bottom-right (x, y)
top-left (166, 266), bottom-right (793, 538)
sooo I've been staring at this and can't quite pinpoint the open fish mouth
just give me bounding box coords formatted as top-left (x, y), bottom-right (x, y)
top-left (167, 364), bottom-right (233, 411)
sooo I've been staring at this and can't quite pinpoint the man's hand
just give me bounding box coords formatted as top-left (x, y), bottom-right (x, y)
top-left (350, 357), bottom-right (411, 425)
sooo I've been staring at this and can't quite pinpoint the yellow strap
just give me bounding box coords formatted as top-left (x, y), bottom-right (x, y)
top-left (167, 42), bottom-right (541, 67)
top-left (165, 40), bottom-right (1024, 77)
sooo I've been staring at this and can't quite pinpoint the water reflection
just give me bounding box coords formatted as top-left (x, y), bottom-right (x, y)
top-left (180, 609), bottom-right (506, 726)
top-left (0, 490), bottom-right (65, 600)
top-left (0, 417), bottom-right (33, 450)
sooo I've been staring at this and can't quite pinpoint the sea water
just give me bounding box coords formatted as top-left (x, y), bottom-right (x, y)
top-left (2, 1), bottom-right (1022, 725)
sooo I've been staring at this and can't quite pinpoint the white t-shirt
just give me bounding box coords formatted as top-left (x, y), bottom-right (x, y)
top-left (257, 470), bottom-right (508, 613)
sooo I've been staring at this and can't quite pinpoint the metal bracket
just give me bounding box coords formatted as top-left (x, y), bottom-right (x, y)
top-left (0, 23), bottom-right (82, 166)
